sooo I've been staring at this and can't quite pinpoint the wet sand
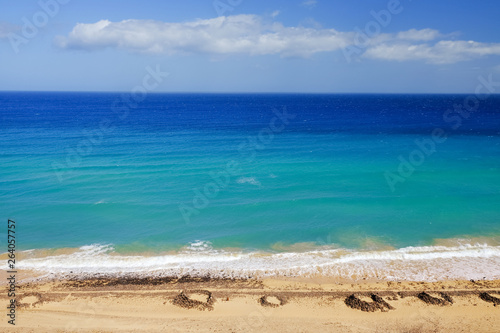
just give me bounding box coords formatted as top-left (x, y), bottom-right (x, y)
top-left (1, 272), bottom-right (500, 332)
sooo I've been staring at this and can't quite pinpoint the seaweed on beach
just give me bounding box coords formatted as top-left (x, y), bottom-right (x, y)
top-left (417, 292), bottom-right (453, 306)
top-left (344, 294), bottom-right (394, 312)
top-left (61, 276), bottom-right (252, 289)
top-left (371, 294), bottom-right (395, 310)
top-left (479, 292), bottom-right (500, 306)
top-left (62, 277), bottom-right (177, 288)
top-left (440, 292), bottom-right (454, 304)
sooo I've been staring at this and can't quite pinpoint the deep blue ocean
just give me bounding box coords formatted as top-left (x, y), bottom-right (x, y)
top-left (2, 92), bottom-right (500, 281)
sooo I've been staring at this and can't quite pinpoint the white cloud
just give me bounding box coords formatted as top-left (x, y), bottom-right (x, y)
top-left (395, 28), bottom-right (441, 41)
top-left (364, 40), bottom-right (500, 64)
top-left (55, 15), bottom-right (353, 57)
top-left (55, 16), bottom-right (500, 64)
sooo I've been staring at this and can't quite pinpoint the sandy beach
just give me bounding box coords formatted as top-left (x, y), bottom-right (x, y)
top-left (3, 0), bottom-right (500, 331)
top-left (1, 271), bottom-right (499, 333)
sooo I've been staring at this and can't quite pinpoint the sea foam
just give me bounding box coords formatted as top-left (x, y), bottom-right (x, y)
top-left (9, 242), bottom-right (500, 282)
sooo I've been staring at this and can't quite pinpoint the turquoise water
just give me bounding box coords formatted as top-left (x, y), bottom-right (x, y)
top-left (1, 92), bottom-right (500, 280)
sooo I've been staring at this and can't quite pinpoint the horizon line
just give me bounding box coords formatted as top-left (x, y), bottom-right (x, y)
top-left (0, 90), bottom-right (496, 95)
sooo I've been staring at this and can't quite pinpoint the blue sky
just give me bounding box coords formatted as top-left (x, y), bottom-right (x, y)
top-left (1, 0), bottom-right (500, 93)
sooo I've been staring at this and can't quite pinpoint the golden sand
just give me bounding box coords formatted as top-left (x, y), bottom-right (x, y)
top-left (1, 270), bottom-right (499, 332)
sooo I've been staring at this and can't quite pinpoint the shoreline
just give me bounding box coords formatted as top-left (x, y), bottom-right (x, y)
top-left (4, 240), bottom-right (500, 283)
top-left (1, 273), bottom-right (499, 332)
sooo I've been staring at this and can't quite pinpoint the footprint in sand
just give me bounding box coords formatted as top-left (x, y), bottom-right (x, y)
top-left (172, 290), bottom-right (215, 311)
top-left (258, 295), bottom-right (288, 308)
top-left (18, 292), bottom-right (43, 308)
